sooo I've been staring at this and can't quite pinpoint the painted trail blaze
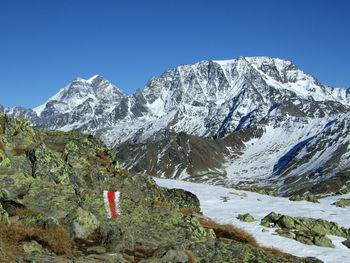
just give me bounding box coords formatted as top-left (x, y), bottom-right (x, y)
top-left (103, 190), bottom-right (121, 219)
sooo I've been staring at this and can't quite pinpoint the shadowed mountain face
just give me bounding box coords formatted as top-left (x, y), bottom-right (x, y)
top-left (2, 56), bottom-right (350, 195)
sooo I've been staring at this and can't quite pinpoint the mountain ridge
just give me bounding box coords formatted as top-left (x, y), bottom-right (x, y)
top-left (1, 56), bottom-right (350, 195)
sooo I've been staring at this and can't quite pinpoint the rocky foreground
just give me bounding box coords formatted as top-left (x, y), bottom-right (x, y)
top-left (0, 113), bottom-right (322, 262)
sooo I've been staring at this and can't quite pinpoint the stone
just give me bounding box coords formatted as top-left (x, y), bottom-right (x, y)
top-left (0, 150), bottom-right (10, 168)
top-left (86, 246), bottom-right (107, 254)
top-left (276, 229), bottom-right (295, 239)
top-left (261, 212), bottom-right (350, 238)
top-left (313, 235), bottom-right (334, 248)
top-left (0, 203), bottom-right (9, 225)
top-left (22, 181), bottom-right (78, 219)
top-left (160, 249), bottom-right (188, 263)
top-left (237, 213), bottom-right (257, 222)
top-left (342, 239), bottom-right (350, 249)
top-left (333, 199), bottom-right (350, 208)
top-left (289, 194), bottom-right (319, 203)
top-left (64, 207), bottom-right (100, 239)
top-left (27, 147), bottom-right (71, 184)
top-left (22, 240), bottom-right (44, 254)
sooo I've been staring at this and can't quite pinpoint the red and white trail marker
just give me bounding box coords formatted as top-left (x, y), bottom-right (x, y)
top-left (103, 191), bottom-right (121, 219)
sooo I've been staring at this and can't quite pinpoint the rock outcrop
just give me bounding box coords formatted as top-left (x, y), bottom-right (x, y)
top-left (261, 212), bottom-right (350, 248)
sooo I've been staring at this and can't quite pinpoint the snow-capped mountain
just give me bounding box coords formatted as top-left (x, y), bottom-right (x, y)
top-left (2, 75), bottom-right (127, 131)
top-left (2, 56), bottom-right (350, 195)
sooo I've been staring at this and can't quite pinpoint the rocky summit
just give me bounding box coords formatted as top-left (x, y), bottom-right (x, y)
top-left (0, 113), bottom-right (323, 262)
top-left (1, 56), bottom-right (350, 196)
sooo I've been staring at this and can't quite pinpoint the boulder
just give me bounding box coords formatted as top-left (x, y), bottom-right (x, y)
top-left (64, 207), bottom-right (100, 239)
top-left (289, 194), bottom-right (319, 203)
top-left (22, 181), bottom-right (78, 219)
top-left (342, 239), bottom-right (350, 249)
top-left (333, 199), bottom-right (350, 208)
top-left (237, 213), bottom-right (257, 222)
top-left (22, 240), bottom-right (44, 254)
top-left (0, 203), bottom-right (9, 225)
top-left (261, 212), bottom-right (350, 238)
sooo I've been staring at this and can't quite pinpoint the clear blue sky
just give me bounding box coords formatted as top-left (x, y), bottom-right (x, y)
top-left (1, 0), bottom-right (349, 108)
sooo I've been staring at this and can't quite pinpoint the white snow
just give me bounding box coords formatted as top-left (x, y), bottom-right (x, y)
top-left (224, 117), bottom-right (330, 186)
top-left (154, 178), bottom-right (350, 263)
top-left (147, 97), bottom-right (165, 116)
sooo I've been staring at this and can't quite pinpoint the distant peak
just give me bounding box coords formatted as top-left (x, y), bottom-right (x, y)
top-left (72, 75), bottom-right (105, 83)
top-left (88, 74), bottom-right (104, 81)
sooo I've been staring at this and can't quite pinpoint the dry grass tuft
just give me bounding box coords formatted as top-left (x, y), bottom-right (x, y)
top-left (185, 250), bottom-right (198, 263)
top-left (96, 150), bottom-right (111, 166)
top-left (13, 146), bottom-right (26, 155)
top-left (0, 222), bottom-right (75, 257)
top-left (0, 142), bottom-right (5, 150)
top-left (106, 166), bottom-right (115, 173)
top-left (260, 246), bottom-right (291, 257)
top-left (12, 208), bottom-right (34, 216)
top-left (122, 242), bottom-right (158, 262)
top-left (119, 169), bottom-right (129, 175)
top-left (179, 207), bottom-right (197, 216)
top-left (100, 155), bottom-right (111, 166)
top-left (198, 218), bottom-right (258, 246)
top-left (153, 200), bottom-right (171, 207)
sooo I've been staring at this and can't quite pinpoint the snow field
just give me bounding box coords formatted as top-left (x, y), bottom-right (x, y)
top-left (155, 178), bottom-right (350, 263)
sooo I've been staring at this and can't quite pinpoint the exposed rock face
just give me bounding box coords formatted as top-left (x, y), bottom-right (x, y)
top-left (0, 113), bottom-right (322, 262)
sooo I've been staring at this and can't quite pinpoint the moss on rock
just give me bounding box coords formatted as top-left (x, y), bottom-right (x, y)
top-left (333, 199), bottom-right (350, 208)
top-left (289, 194), bottom-right (319, 203)
top-left (64, 207), bottom-right (100, 239)
top-left (22, 181), bottom-right (78, 219)
top-left (237, 213), bottom-right (257, 222)
top-left (261, 212), bottom-right (349, 247)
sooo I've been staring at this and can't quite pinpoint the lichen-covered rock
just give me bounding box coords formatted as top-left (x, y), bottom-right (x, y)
top-left (62, 141), bottom-right (90, 169)
top-left (276, 228), bottom-right (295, 239)
top-left (333, 199), bottom-right (350, 208)
top-left (237, 213), bottom-right (257, 222)
top-left (22, 181), bottom-right (78, 219)
top-left (64, 207), bottom-right (100, 239)
top-left (22, 240), bottom-right (44, 254)
top-left (210, 239), bottom-right (322, 263)
top-left (342, 238), bottom-right (350, 249)
top-left (0, 172), bottom-right (37, 200)
top-left (0, 203), bottom-right (9, 225)
top-left (26, 147), bottom-right (71, 184)
top-left (280, 230), bottom-right (335, 248)
top-left (0, 150), bottom-right (10, 168)
top-left (313, 234), bottom-right (334, 248)
top-left (289, 194), bottom-right (319, 203)
top-left (261, 212), bottom-right (350, 240)
top-left (19, 211), bottom-right (57, 228)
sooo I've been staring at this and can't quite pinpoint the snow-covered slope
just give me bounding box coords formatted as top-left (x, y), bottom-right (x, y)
top-left (155, 178), bottom-right (350, 263)
top-left (4, 57), bottom-right (349, 144)
top-left (2, 56), bottom-right (350, 195)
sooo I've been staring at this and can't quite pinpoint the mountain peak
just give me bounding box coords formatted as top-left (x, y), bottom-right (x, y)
top-left (32, 75), bottom-right (126, 117)
top-left (73, 74), bottom-right (105, 83)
